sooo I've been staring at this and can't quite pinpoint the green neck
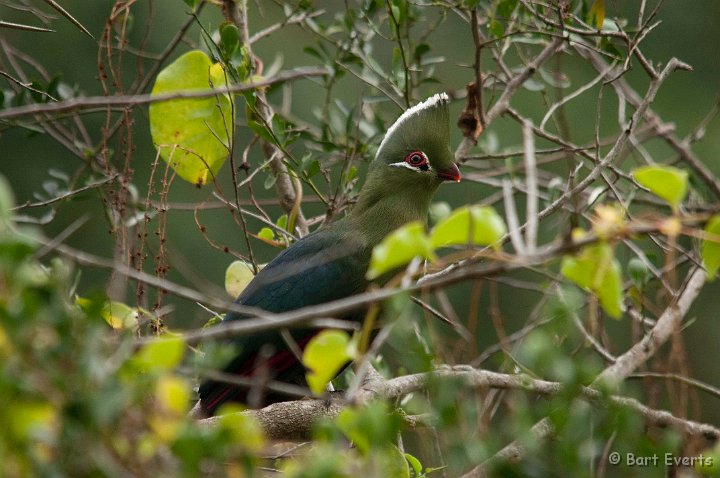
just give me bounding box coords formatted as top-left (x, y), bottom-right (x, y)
top-left (348, 166), bottom-right (440, 245)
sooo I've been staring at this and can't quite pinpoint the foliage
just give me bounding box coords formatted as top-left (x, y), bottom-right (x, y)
top-left (1, 0), bottom-right (720, 477)
top-left (0, 197), bottom-right (266, 476)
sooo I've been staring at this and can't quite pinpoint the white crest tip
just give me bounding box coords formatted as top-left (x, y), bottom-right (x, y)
top-left (378, 93), bottom-right (450, 155)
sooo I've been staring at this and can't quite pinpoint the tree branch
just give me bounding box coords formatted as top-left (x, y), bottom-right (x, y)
top-left (0, 67), bottom-right (330, 121)
top-left (455, 36), bottom-right (565, 160)
top-left (200, 366), bottom-right (720, 444)
top-left (459, 267), bottom-right (708, 477)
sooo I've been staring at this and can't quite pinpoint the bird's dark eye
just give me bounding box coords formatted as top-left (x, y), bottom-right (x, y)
top-left (404, 151), bottom-right (428, 168)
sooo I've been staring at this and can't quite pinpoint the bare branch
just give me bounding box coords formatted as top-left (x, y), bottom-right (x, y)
top-left (594, 267), bottom-right (706, 386)
top-left (536, 57), bottom-right (693, 222)
top-left (522, 119), bottom-right (538, 253)
top-left (461, 267), bottom-right (707, 476)
top-left (0, 67), bottom-right (331, 121)
top-left (201, 366), bottom-right (720, 444)
top-left (41, 0), bottom-right (94, 39)
top-left (456, 36), bottom-right (565, 160)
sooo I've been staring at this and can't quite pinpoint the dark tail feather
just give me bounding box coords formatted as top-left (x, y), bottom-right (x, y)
top-left (198, 336), bottom-right (314, 416)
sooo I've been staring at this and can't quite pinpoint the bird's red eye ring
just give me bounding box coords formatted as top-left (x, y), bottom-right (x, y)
top-left (405, 151), bottom-right (428, 168)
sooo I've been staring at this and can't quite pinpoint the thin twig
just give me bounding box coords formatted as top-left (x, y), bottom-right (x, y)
top-left (522, 119), bottom-right (538, 253)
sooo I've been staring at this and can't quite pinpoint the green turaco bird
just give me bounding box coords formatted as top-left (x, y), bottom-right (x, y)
top-left (199, 93), bottom-right (460, 415)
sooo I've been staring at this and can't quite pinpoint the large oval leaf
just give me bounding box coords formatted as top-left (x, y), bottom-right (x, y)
top-left (149, 50), bottom-right (233, 186)
top-left (431, 205), bottom-right (506, 250)
top-left (632, 165), bottom-right (688, 209)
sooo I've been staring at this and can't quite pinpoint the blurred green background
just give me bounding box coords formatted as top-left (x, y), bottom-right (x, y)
top-left (1, 0), bottom-right (719, 428)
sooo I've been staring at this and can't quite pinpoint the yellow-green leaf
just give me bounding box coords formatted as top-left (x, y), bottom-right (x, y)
top-left (0, 174), bottom-right (15, 224)
top-left (303, 330), bottom-right (356, 394)
top-left (367, 221), bottom-right (435, 280)
top-left (149, 50), bottom-right (233, 186)
top-left (561, 242), bottom-right (624, 319)
top-left (155, 375), bottom-right (191, 416)
top-left (405, 453), bottom-right (423, 476)
top-left (0, 325), bottom-right (12, 358)
top-left (9, 402), bottom-right (58, 442)
top-left (632, 165), bottom-right (689, 209)
top-left (587, 0), bottom-right (605, 29)
top-left (102, 301), bottom-right (143, 330)
top-left (225, 260), bottom-right (255, 298)
top-left (702, 215), bottom-right (720, 280)
top-left (431, 205), bottom-right (506, 250)
top-left (215, 404), bottom-right (266, 451)
top-left (257, 227), bottom-right (275, 241)
top-left (133, 337), bottom-right (186, 372)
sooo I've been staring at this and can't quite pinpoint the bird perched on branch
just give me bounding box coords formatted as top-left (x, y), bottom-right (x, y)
top-left (198, 93), bottom-right (460, 416)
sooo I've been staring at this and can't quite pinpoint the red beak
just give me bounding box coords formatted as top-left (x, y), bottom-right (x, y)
top-left (437, 163), bottom-right (461, 183)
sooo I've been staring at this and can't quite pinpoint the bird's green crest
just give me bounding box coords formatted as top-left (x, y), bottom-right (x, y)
top-left (374, 93), bottom-right (455, 178)
top-left (351, 93), bottom-right (459, 244)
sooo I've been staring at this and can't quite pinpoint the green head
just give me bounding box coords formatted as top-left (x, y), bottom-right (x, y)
top-left (350, 93), bottom-right (461, 242)
top-left (373, 92), bottom-right (460, 184)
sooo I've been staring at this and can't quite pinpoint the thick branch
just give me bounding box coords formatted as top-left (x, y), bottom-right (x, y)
top-left (199, 399), bottom-right (344, 441)
top-left (200, 366), bottom-right (719, 444)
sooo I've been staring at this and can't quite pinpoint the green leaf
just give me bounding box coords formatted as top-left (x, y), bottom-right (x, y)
top-left (271, 114), bottom-right (286, 145)
top-left (149, 51), bottom-right (233, 186)
top-left (154, 375), bottom-right (191, 416)
top-left (215, 404), bottom-right (266, 451)
top-left (497, 0), bottom-right (519, 17)
top-left (8, 402), bottom-right (57, 442)
top-left (133, 337), bottom-right (186, 372)
top-left (367, 221), bottom-right (435, 280)
top-left (101, 301), bottom-right (143, 330)
top-left (183, 0), bottom-right (200, 10)
top-left (405, 453), bottom-right (423, 476)
top-left (599, 37), bottom-right (623, 59)
top-left (488, 20), bottom-right (504, 39)
top-left (225, 260), bottom-right (254, 297)
top-left (431, 205), bottom-right (506, 250)
top-left (0, 174), bottom-right (16, 224)
top-left (335, 402), bottom-right (404, 455)
top-left (632, 165), bottom-right (689, 209)
top-left (305, 159), bottom-right (321, 179)
top-left (303, 330), bottom-right (356, 394)
top-left (429, 201), bottom-right (452, 226)
top-left (627, 257), bottom-right (650, 288)
top-left (257, 227), bottom-right (274, 241)
top-left (219, 23), bottom-right (240, 60)
top-left (587, 0), bottom-right (605, 29)
top-left (263, 171), bottom-right (277, 189)
top-left (413, 43), bottom-right (430, 61)
top-left (561, 242), bottom-right (624, 319)
top-left (276, 214), bottom-right (288, 231)
top-left (701, 215), bottom-right (720, 280)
